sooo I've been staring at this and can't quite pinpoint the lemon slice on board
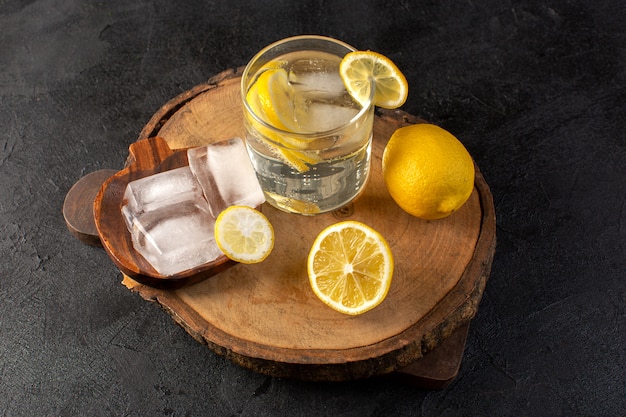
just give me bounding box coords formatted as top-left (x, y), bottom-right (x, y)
top-left (245, 67), bottom-right (321, 172)
top-left (214, 206), bottom-right (274, 264)
top-left (307, 221), bottom-right (394, 315)
top-left (339, 50), bottom-right (408, 109)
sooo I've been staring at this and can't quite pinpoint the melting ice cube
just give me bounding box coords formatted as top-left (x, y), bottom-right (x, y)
top-left (188, 137), bottom-right (265, 218)
top-left (123, 166), bottom-right (202, 214)
top-left (295, 102), bottom-right (360, 132)
top-left (120, 137), bottom-right (265, 276)
top-left (288, 58), bottom-right (346, 97)
top-left (122, 199), bottom-right (221, 276)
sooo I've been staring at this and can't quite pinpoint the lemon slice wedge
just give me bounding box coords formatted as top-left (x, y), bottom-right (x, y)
top-left (264, 191), bottom-right (321, 215)
top-left (214, 206), bottom-right (274, 264)
top-left (307, 221), bottom-right (394, 315)
top-left (246, 68), bottom-right (299, 132)
top-left (339, 51), bottom-right (408, 109)
top-left (245, 67), bottom-right (321, 172)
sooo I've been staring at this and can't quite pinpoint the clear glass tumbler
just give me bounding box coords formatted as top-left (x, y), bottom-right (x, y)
top-left (241, 35), bottom-right (375, 215)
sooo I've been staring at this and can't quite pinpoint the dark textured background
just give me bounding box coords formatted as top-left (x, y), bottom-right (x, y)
top-left (1, 0), bottom-right (624, 415)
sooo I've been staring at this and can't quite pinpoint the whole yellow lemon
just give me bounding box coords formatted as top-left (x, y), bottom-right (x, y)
top-left (382, 124), bottom-right (475, 220)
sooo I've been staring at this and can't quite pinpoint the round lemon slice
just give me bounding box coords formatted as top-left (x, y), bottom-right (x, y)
top-left (307, 221), bottom-right (394, 315)
top-left (214, 206), bottom-right (274, 264)
top-left (339, 51), bottom-right (408, 109)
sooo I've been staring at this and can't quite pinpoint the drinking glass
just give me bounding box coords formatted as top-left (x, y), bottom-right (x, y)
top-left (241, 35), bottom-right (374, 215)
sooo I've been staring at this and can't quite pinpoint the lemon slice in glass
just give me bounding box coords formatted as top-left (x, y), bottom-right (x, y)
top-left (263, 191), bottom-right (321, 215)
top-left (246, 68), bottom-right (299, 132)
top-left (307, 221), bottom-right (394, 315)
top-left (245, 67), bottom-right (321, 172)
top-left (214, 206), bottom-right (274, 264)
top-left (339, 51), bottom-right (408, 109)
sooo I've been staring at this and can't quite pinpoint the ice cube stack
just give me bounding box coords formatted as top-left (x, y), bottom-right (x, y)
top-left (121, 137), bottom-right (265, 276)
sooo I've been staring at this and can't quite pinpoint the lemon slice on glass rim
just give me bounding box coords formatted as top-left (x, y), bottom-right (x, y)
top-left (214, 206), bottom-right (274, 264)
top-left (339, 50), bottom-right (408, 109)
top-left (307, 221), bottom-right (394, 315)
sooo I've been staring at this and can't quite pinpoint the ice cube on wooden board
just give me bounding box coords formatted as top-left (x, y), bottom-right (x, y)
top-left (122, 198), bottom-right (220, 276)
top-left (120, 138), bottom-right (265, 276)
top-left (188, 137), bottom-right (265, 218)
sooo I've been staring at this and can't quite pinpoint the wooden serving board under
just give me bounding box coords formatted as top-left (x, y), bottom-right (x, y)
top-left (105, 68), bottom-right (496, 383)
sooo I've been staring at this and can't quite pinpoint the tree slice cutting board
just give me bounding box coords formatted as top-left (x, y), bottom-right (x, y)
top-left (117, 68), bottom-right (496, 382)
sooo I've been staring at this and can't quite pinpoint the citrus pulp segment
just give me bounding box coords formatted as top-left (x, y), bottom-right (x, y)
top-left (307, 221), bottom-right (394, 315)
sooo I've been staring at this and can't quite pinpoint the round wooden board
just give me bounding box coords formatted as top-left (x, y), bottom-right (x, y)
top-left (124, 68), bottom-right (496, 381)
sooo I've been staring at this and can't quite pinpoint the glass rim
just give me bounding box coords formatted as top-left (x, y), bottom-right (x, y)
top-left (241, 35), bottom-right (375, 140)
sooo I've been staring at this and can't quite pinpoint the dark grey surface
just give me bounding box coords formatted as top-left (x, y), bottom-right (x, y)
top-left (1, 0), bottom-right (624, 415)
